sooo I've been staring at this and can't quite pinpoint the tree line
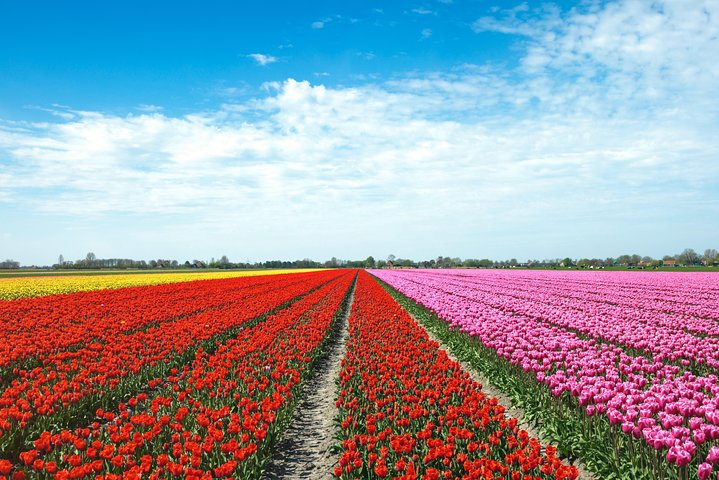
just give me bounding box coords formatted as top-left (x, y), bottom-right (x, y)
top-left (371, 248), bottom-right (719, 269)
top-left (1, 248), bottom-right (717, 270)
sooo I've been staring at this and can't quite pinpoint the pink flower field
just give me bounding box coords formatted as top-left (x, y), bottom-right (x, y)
top-left (372, 269), bottom-right (719, 479)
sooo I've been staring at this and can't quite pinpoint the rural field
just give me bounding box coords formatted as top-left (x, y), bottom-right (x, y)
top-left (0, 268), bottom-right (717, 479)
top-left (2, 0), bottom-right (716, 478)
top-left (0, 270), bottom-right (318, 301)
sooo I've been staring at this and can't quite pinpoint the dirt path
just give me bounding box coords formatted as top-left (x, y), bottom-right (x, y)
top-left (261, 281), bottom-right (355, 480)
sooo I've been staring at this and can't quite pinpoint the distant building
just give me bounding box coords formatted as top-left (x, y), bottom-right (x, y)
top-left (663, 259), bottom-right (677, 267)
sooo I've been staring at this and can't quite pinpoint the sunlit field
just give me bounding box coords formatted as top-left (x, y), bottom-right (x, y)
top-left (0, 269), bottom-right (320, 300)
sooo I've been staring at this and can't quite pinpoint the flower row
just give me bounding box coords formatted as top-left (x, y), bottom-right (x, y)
top-left (335, 271), bottom-right (578, 479)
top-left (0, 270), bottom-right (345, 458)
top-left (6, 270), bottom-right (355, 479)
top-left (403, 270), bottom-right (719, 368)
top-left (0, 269), bottom-right (315, 301)
top-left (0, 271), bottom-right (321, 370)
top-left (372, 269), bottom-right (719, 478)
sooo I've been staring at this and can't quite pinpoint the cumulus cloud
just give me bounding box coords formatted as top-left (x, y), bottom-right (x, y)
top-left (411, 8), bottom-right (437, 15)
top-left (311, 15), bottom-right (347, 29)
top-left (1, 76), bottom-right (714, 221)
top-left (136, 104), bottom-right (163, 113)
top-left (474, 1), bottom-right (719, 91)
top-left (247, 53), bottom-right (277, 66)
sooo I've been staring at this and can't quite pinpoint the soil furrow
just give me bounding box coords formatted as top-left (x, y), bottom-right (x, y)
top-left (261, 279), bottom-right (355, 480)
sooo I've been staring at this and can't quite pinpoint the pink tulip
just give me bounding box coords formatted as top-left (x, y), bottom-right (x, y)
top-left (707, 446), bottom-right (719, 464)
top-left (372, 268), bottom-right (719, 469)
top-left (698, 462), bottom-right (713, 480)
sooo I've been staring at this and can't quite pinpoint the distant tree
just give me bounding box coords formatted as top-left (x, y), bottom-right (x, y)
top-left (436, 256), bottom-right (458, 268)
top-left (394, 258), bottom-right (415, 267)
top-left (86, 252), bottom-right (96, 262)
top-left (365, 256), bottom-right (376, 268)
top-left (677, 248), bottom-right (700, 265)
top-left (0, 259), bottom-right (20, 269)
top-left (58, 254), bottom-right (64, 266)
top-left (344, 260), bottom-right (364, 268)
top-left (590, 258), bottom-right (603, 268)
top-left (704, 249), bottom-right (718, 265)
top-left (561, 257), bottom-right (573, 267)
top-left (463, 259), bottom-right (480, 268)
top-left (616, 255), bottom-right (631, 266)
top-left (295, 258), bottom-right (320, 268)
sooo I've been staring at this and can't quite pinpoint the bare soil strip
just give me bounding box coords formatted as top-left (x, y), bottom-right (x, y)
top-left (261, 281), bottom-right (356, 480)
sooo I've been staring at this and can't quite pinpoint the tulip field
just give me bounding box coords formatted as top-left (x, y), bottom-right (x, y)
top-left (335, 272), bottom-right (578, 480)
top-left (2, 267), bottom-right (715, 479)
top-left (0, 270), bottom-right (313, 300)
top-left (371, 269), bottom-right (719, 480)
top-left (0, 269), bottom-right (353, 478)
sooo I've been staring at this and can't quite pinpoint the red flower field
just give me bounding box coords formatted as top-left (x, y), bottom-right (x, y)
top-left (0, 269), bottom-right (580, 479)
top-left (335, 271), bottom-right (578, 480)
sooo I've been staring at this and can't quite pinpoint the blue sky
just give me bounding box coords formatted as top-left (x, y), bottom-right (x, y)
top-left (1, 0), bottom-right (718, 265)
top-left (0, 0), bottom-right (524, 117)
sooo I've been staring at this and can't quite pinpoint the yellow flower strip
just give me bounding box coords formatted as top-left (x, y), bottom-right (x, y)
top-left (0, 269), bottom-right (320, 300)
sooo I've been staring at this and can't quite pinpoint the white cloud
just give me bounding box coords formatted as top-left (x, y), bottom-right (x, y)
top-left (136, 104), bottom-right (163, 113)
top-left (312, 15), bottom-right (345, 29)
top-left (1, 74), bottom-right (715, 224)
top-left (357, 52), bottom-right (376, 60)
top-left (472, 3), bottom-right (544, 36)
top-left (247, 53), bottom-right (277, 66)
top-left (411, 8), bottom-right (437, 15)
top-left (471, 1), bottom-right (719, 124)
top-left (421, 28), bottom-right (432, 38)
